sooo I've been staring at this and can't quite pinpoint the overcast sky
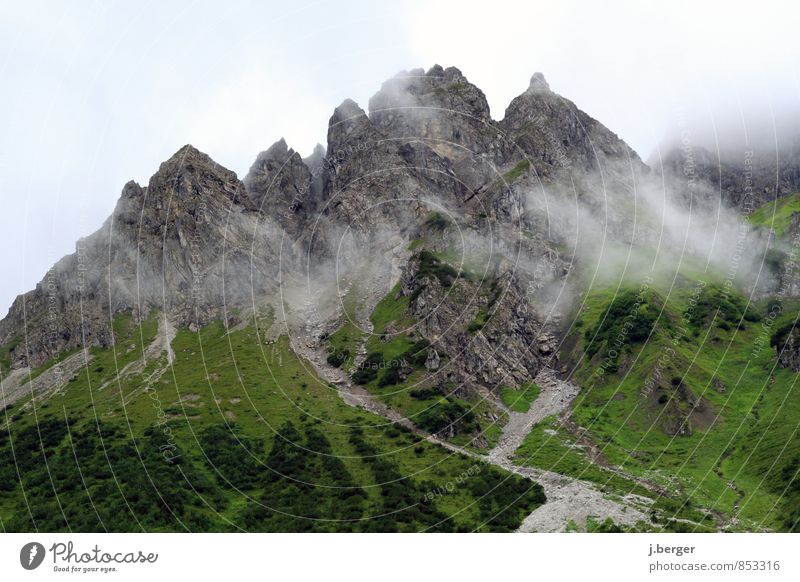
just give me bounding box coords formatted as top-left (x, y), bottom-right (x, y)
top-left (1, 0), bottom-right (798, 313)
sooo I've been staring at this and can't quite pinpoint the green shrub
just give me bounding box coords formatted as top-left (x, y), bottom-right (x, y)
top-left (417, 251), bottom-right (459, 287)
top-left (416, 398), bottom-right (478, 435)
top-left (348, 428), bottom-right (456, 532)
top-left (685, 285), bottom-right (760, 329)
top-left (1, 421), bottom-right (218, 532)
top-left (410, 387), bottom-right (439, 400)
top-left (465, 462), bottom-right (545, 532)
top-left (584, 289), bottom-right (660, 361)
top-left (242, 422), bottom-right (366, 531)
top-left (378, 366), bottom-right (403, 387)
top-left (771, 322), bottom-right (798, 349)
top-left (199, 425), bottom-right (264, 490)
top-left (352, 352), bottom-right (384, 384)
top-left (401, 339), bottom-right (430, 366)
top-left (326, 348), bottom-right (350, 368)
top-left (765, 248), bottom-right (788, 273)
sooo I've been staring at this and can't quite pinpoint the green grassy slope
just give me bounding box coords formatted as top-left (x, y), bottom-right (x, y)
top-left (0, 314), bottom-right (544, 532)
top-left (547, 278), bottom-right (800, 531)
top-left (748, 192), bottom-right (800, 235)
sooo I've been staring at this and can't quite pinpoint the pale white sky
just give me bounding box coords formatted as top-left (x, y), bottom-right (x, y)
top-left (0, 0), bottom-right (798, 313)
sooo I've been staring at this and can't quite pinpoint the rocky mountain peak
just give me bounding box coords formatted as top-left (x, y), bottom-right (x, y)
top-left (158, 144), bottom-right (217, 174)
top-left (327, 99), bottom-right (375, 153)
top-left (368, 64), bottom-right (491, 128)
top-left (528, 72), bottom-right (550, 93)
top-left (363, 64), bottom-right (504, 189)
top-left (265, 137), bottom-right (289, 156)
top-left (0, 144), bottom-right (285, 368)
top-left (121, 179), bottom-right (144, 198)
top-left (244, 138), bottom-right (313, 235)
top-left (501, 72), bottom-right (644, 173)
top-left (244, 138), bottom-right (303, 187)
top-left (146, 144), bottom-right (251, 208)
top-left (0, 65), bottom-right (651, 370)
top-left (309, 143), bottom-right (326, 159)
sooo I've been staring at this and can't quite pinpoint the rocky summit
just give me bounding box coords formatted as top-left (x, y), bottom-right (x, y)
top-left (2, 65), bottom-right (800, 533)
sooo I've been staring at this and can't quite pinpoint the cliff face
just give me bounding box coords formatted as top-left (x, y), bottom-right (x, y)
top-left (501, 73), bottom-right (646, 177)
top-left (660, 142), bottom-right (800, 212)
top-left (773, 320), bottom-right (800, 372)
top-left (0, 65), bottom-right (674, 372)
top-left (399, 253), bottom-right (558, 396)
top-left (243, 138), bottom-right (314, 239)
top-left (320, 97), bottom-right (465, 236)
top-left (0, 146), bottom-right (288, 367)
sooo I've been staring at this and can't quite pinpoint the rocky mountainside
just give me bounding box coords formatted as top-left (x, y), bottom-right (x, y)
top-left (0, 145), bottom-right (289, 367)
top-left (660, 139), bottom-right (800, 212)
top-left (501, 72), bottom-right (646, 176)
top-left (3, 64), bottom-right (796, 388)
top-left (3, 65), bottom-right (800, 533)
top-left (2, 64), bottom-right (791, 380)
top-left (0, 66), bottom-right (595, 368)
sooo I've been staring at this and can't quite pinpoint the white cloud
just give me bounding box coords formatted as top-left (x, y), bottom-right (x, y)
top-left (0, 0), bottom-right (798, 314)
top-left (182, 66), bottom-right (330, 171)
top-left (408, 0), bottom-right (800, 157)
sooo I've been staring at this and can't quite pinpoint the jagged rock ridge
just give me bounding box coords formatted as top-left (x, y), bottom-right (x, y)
top-left (0, 65), bottom-right (664, 374)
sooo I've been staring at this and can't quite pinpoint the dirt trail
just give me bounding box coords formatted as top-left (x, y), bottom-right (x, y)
top-left (155, 315), bottom-right (176, 366)
top-left (278, 249), bottom-right (654, 532)
top-left (291, 305), bottom-right (652, 532)
top-left (425, 408), bottom-right (651, 532)
top-left (0, 367), bottom-right (30, 406)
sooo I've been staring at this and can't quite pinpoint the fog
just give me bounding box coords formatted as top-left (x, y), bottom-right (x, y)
top-left (521, 159), bottom-right (775, 311)
top-left (1, 0), bottom-right (799, 314)
top-left (653, 108), bottom-right (800, 165)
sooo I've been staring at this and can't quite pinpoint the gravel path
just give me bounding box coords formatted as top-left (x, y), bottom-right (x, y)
top-left (487, 368), bottom-right (580, 466)
top-left (480, 368), bottom-right (649, 531)
top-left (516, 476), bottom-right (651, 532)
top-left (291, 309), bottom-right (653, 532)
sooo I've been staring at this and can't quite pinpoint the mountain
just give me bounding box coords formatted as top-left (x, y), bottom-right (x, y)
top-left (501, 72), bottom-right (646, 175)
top-left (659, 137), bottom-right (800, 212)
top-left (1, 65), bottom-right (799, 533)
top-left (0, 145), bottom-right (288, 369)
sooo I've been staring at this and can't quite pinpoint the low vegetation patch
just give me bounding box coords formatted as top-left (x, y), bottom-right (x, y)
top-left (583, 288), bottom-right (662, 370)
top-left (502, 159), bottom-right (531, 183)
top-left (326, 348), bottom-right (350, 368)
top-left (416, 397), bottom-right (479, 436)
top-left (467, 308), bottom-right (490, 333)
top-left (747, 192), bottom-right (800, 236)
top-left (499, 383), bottom-right (540, 413)
top-left (684, 284), bottom-right (760, 331)
top-left (424, 211), bottom-right (449, 231)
